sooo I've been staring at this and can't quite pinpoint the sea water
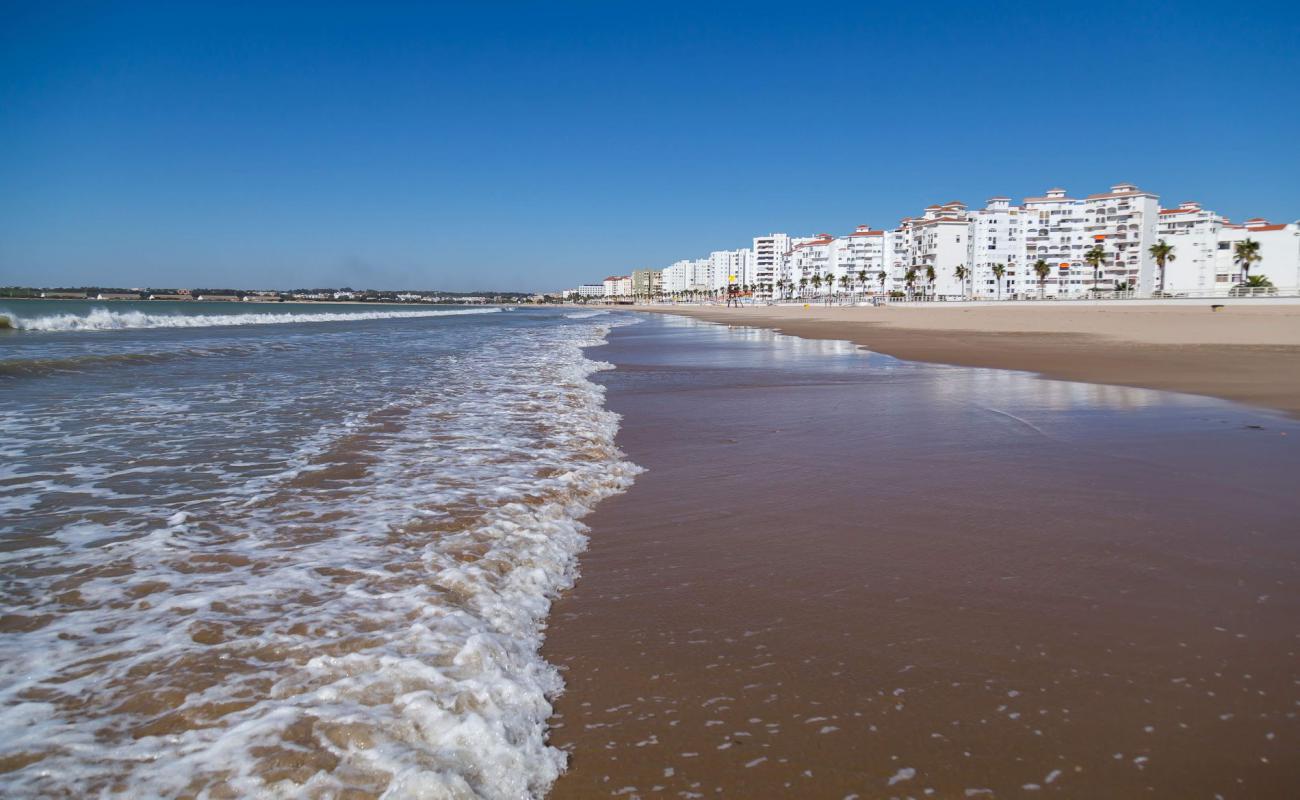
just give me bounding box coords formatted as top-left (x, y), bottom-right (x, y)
top-left (0, 300), bottom-right (639, 798)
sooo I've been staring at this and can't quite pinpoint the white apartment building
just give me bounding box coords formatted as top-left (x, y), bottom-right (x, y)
top-left (967, 197), bottom-right (1028, 298)
top-left (707, 248), bottom-right (754, 290)
top-left (602, 275), bottom-right (632, 297)
top-left (783, 226), bottom-right (889, 299)
top-left (898, 201), bottom-right (969, 297)
top-left (1082, 183), bottom-right (1160, 293)
top-left (752, 233), bottom-right (791, 298)
top-left (839, 226), bottom-right (888, 291)
top-left (1155, 201), bottom-right (1228, 294)
top-left (1023, 187), bottom-right (1090, 296)
top-left (574, 284), bottom-right (605, 298)
top-left (1161, 212), bottom-right (1300, 293)
top-left (787, 234), bottom-right (835, 298)
top-left (661, 260), bottom-right (691, 293)
top-left (596, 181), bottom-right (1292, 302)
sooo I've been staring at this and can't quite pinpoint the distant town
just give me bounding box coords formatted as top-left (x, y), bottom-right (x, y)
top-left (568, 183), bottom-right (1299, 303)
top-left (6, 184), bottom-right (1296, 309)
top-left (0, 286), bottom-right (552, 304)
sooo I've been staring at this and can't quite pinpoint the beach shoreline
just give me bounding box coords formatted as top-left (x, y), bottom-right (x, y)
top-left (631, 303), bottom-right (1300, 418)
top-left (543, 313), bottom-right (1300, 798)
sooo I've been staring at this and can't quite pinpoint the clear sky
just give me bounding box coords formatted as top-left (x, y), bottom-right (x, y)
top-left (2, 1), bottom-right (1298, 291)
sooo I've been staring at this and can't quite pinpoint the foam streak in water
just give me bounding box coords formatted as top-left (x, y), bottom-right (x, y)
top-left (2, 306), bottom-right (500, 332)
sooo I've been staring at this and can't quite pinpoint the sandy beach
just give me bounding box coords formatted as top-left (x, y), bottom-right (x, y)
top-left (544, 313), bottom-right (1300, 798)
top-left (632, 303), bottom-right (1300, 418)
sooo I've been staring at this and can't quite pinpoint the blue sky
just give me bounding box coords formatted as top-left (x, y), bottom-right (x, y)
top-left (2, 1), bottom-right (1298, 291)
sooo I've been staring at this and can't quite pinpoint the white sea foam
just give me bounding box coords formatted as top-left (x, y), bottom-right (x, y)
top-left (2, 305), bottom-right (500, 332)
top-left (0, 314), bottom-right (640, 798)
top-left (563, 310), bottom-right (609, 319)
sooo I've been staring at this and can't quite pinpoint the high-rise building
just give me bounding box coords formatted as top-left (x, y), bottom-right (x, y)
top-left (752, 233), bottom-right (791, 299)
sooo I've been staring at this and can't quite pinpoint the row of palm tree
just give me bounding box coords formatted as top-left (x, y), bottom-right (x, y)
top-left (646, 237), bottom-right (1267, 304)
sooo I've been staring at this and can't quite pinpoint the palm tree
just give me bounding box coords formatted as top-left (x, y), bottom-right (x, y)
top-left (954, 264), bottom-right (968, 300)
top-left (1033, 259), bottom-right (1051, 299)
top-left (1234, 238), bottom-right (1262, 282)
top-left (810, 273), bottom-right (823, 300)
top-left (922, 265), bottom-right (935, 300)
top-left (904, 267), bottom-right (918, 300)
top-left (877, 270), bottom-right (887, 293)
top-left (798, 276), bottom-right (809, 299)
top-left (839, 274), bottom-right (852, 304)
top-left (856, 269), bottom-right (868, 301)
top-left (1084, 245), bottom-right (1106, 294)
top-left (1148, 240), bottom-right (1176, 294)
top-left (991, 263), bottom-right (1007, 300)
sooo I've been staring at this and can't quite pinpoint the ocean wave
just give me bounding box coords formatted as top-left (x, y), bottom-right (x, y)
top-left (563, 309), bottom-right (609, 319)
top-left (0, 343), bottom-right (277, 378)
top-left (0, 316), bottom-right (642, 798)
top-left (0, 306), bottom-right (500, 332)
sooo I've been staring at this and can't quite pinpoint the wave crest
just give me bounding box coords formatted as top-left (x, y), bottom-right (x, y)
top-left (1, 306), bottom-right (501, 332)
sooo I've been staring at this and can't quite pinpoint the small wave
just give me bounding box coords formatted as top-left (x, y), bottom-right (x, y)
top-left (1, 306), bottom-right (500, 332)
top-left (564, 310), bottom-right (609, 319)
top-left (0, 344), bottom-right (275, 379)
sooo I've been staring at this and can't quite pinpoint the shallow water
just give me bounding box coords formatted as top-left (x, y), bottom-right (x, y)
top-left (0, 301), bottom-right (639, 798)
top-left (546, 314), bottom-right (1300, 799)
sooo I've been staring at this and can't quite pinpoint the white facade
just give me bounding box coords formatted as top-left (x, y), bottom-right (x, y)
top-left (707, 248), bottom-right (753, 290)
top-left (1082, 183), bottom-right (1160, 293)
top-left (1159, 204), bottom-right (1300, 294)
top-left (602, 275), bottom-right (632, 297)
top-left (587, 182), bottom-right (1294, 302)
top-left (968, 197), bottom-right (1028, 298)
top-left (1023, 188), bottom-right (1091, 296)
top-left (661, 261), bottom-right (690, 293)
top-left (752, 233), bottom-right (791, 298)
top-left (1157, 201), bottom-right (1229, 294)
top-left (575, 284), bottom-right (604, 298)
top-left (897, 201), bottom-right (968, 297)
top-left (838, 226), bottom-right (888, 294)
top-left (1229, 220), bottom-right (1300, 288)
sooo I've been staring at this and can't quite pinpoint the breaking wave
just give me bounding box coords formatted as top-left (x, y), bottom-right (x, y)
top-left (0, 306), bottom-right (500, 332)
top-left (0, 314), bottom-right (641, 798)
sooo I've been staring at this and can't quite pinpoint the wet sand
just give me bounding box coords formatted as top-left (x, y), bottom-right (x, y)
top-left (633, 304), bottom-right (1300, 418)
top-left (543, 314), bottom-right (1300, 798)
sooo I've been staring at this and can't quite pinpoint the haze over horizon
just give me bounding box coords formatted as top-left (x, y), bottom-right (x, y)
top-left (2, 0), bottom-right (1298, 292)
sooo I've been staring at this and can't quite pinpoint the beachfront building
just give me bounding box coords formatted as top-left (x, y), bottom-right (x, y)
top-left (587, 182), bottom-right (1294, 302)
top-left (752, 233), bottom-right (791, 299)
top-left (1081, 183), bottom-right (1160, 293)
top-left (897, 201), bottom-right (969, 298)
top-left (665, 261), bottom-right (696, 295)
top-left (1222, 219), bottom-right (1300, 288)
top-left (967, 197), bottom-right (1028, 298)
top-left (1156, 201), bottom-right (1230, 295)
top-left (707, 248), bottom-right (753, 292)
top-left (786, 234), bottom-right (835, 299)
top-left (631, 268), bottom-right (663, 299)
top-left (1160, 213), bottom-right (1300, 293)
top-left (1022, 187), bottom-right (1091, 296)
top-left (602, 275), bottom-right (632, 298)
top-left (575, 284), bottom-right (605, 298)
top-left (839, 226), bottom-right (888, 295)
